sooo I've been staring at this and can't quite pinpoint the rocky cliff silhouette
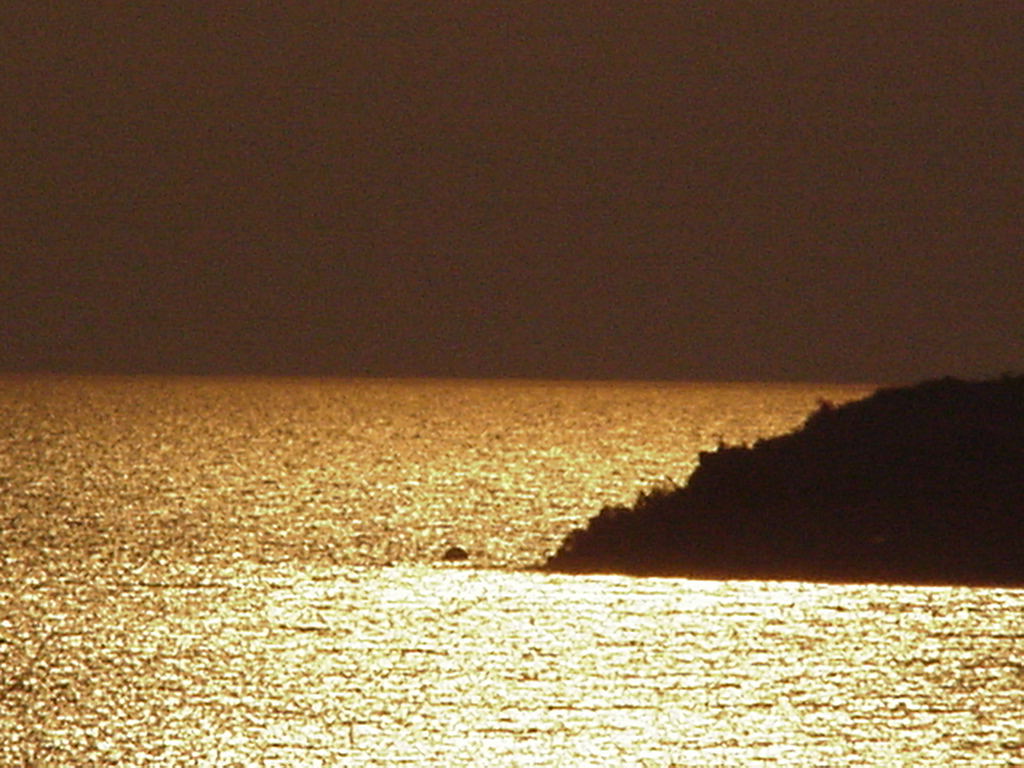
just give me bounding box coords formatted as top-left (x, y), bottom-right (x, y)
top-left (544, 376), bottom-right (1024, 585)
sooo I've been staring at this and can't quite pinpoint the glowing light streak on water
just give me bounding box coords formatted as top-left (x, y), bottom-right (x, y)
top-left (2, 377), bottom-right (1022, 765)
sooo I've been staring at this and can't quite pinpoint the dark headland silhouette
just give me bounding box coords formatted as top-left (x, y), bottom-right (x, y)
top-left (544, 376), bottom-right (1024, 586)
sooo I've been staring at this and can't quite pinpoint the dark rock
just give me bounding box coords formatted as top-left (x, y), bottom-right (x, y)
top-left (543, 375), bottom-right (1024, 586)
top-left (442, 546), bottom-right (470, 562)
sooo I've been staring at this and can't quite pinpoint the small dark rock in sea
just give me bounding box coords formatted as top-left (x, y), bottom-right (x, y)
top-left (442, 546), bottom-right (470, 562)
top-left (544, 375), bottom-right (1024, 586)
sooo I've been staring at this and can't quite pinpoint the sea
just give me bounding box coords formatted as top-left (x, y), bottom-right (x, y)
top-left (1, 376), bottom-right (1022, 767)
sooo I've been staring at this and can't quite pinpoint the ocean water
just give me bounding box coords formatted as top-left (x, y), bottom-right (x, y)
top-left (2, 376), bottom-right (1022, 766)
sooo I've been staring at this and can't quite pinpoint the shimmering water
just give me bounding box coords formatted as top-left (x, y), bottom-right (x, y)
top-left (2, 377), bottom-right (1022, 766)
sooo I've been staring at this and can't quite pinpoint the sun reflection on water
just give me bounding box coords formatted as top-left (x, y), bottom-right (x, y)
top-left (6, 560), bottom-right (1023, 765)
top-left (2, 378), bottom-right (1022, 765)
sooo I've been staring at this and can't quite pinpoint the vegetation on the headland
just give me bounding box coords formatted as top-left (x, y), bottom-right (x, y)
top-left (544, 375), bottom-right (1024, 586)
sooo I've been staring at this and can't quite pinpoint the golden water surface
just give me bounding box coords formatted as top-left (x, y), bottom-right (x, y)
top-left (2, 377), bottom-right (1022, 765)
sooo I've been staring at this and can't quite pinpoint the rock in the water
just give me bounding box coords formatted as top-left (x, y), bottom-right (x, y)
top-left (442, 546), bottom-right (470, 562)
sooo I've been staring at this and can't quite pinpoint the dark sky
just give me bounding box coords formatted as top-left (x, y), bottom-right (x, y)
top-left (3, 3), bottom-right (1022, 382)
